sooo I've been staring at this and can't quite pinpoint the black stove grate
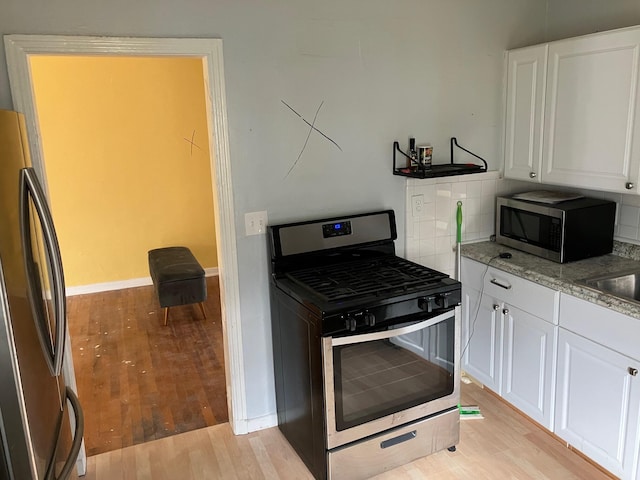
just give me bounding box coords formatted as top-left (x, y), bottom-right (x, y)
top-left (285, 256), bottom-right (449, 302)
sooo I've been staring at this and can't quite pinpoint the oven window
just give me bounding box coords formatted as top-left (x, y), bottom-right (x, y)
top-left (332, 316), bottom-right (455, 431)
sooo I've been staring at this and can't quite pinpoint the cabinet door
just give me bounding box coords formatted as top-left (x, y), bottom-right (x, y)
top-left (462, 287), bottom-right (502, 393)
top-left (542, 28), bottom-right (640, 193)
top-left (504, 45), bottom-right (547, 182)
top-left (502, 305), bottom-right (557, 430)
top-left (555, 329), bottom-right (640, 478)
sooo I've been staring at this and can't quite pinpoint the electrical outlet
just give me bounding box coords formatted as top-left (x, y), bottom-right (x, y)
top-left (245, 211), bottom-right (268, 236)
top-left (411, 195), bottom-right (424, 217)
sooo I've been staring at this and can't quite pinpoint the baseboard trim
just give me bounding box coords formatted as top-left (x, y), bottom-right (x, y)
top-left (66, 267), bottom-right (219, 296)
top-left (246, 413), bottom-right (278, 433)
top-left (232, 413), bottom-right (278, 435)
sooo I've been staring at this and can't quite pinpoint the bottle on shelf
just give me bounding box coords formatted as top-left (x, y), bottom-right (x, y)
top-left (407, 137), bottom-right (417, 169)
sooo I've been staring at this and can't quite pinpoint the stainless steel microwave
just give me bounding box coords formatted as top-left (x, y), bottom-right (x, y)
top-left (495, 194), bottom-right (616, 263)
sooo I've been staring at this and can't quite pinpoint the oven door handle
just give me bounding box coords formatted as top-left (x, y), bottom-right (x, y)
top-left (331, 309), bottom-right (455, 347)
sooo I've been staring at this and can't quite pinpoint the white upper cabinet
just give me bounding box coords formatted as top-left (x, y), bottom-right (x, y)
top-left (504, 45), bottom-right (547, 182)
top-left (543, 28), bottom-right (640, 192)
top-left (504, 26), bottom-right (640, 194)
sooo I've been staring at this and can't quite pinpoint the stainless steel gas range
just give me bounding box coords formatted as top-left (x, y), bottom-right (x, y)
top-left (268, 210), bottom-right (461, 480)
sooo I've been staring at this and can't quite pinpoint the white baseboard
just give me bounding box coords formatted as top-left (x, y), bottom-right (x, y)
top-left (246, 413), bottom-right (278, 433)
top-left (66, 267), bottom-right (219, 296)
top-left (204, 267), bottom-right (219, 277)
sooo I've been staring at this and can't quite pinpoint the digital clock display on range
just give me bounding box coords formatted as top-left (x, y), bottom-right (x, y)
top-left (322, 220), bottom-right (352, 238)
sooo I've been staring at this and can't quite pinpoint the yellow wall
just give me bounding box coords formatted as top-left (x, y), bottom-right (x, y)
top-left (29, 56), bottom-right (217, 287)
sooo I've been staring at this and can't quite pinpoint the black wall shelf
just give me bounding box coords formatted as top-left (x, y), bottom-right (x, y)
top-left (393, 137), bottom-right (488, 179)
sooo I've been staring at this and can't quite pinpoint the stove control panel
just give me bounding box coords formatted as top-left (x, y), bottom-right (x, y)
top-left (325, 286), bottom-right (460, 336)
top-left (322, 220), bottom-right (352, 238)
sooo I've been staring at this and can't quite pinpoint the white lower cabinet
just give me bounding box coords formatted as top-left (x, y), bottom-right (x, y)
top-left (461, 258), bottom-right (558, 430)
top-left (555, 329), bottom-right (640, 478)
top-left (502, 305), bottom-right (556, 429)
top-left (557, 294), bottom-right (640, 480)
top-left (462, 287), bottom-right (502, 393)
top-left (462, 257), bottom-right (640, 478)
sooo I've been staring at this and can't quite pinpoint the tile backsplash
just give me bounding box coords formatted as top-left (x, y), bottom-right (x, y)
top-left (404, 172), bottom-right (640, 278)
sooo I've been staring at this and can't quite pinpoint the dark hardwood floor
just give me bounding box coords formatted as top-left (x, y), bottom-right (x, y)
top-left (67, 276), bottom-right (228, 457)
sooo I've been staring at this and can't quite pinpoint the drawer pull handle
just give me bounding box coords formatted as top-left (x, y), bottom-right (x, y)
top-left (629, 367), bottom-right (638, 376)
top-left (626, 182), bottom-right (634, 190)
top-left (380, 430), bottom-right (417, 449)
top-left (490, 279), bottom-right (512, 290)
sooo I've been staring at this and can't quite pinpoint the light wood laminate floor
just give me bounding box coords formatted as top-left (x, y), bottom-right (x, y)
top-left (75, 381), bottom-right (613, 480)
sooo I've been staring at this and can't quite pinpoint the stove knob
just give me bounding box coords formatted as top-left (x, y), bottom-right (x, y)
top-left (364, 312), bottom-right (376, 326)
top-left (345, 316), bottom-right (357, 332)
top-left (418, 296), bottom-right (437, 313)
top-left (439, 292), bottom-right (452, 309)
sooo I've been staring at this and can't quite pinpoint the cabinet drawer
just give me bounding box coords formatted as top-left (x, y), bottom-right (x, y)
top-left (559, 293), bottom-right (640, 361)
top-left (485, 267), bottom-right (558, 323)
top-left (461, 258), bottom-right (487, 292)
top-left (328, 409), bottom-right (459, 480)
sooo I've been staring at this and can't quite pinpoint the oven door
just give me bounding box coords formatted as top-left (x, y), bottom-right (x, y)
top-left (322, 307), bottom-right (460, 450)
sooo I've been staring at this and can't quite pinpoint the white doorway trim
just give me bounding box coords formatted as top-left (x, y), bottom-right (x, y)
top-left (3, 35), bottom-right (247, 435)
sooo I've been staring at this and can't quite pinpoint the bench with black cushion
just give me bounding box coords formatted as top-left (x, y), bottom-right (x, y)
top-left (148, 246), bottom-right (207, 325)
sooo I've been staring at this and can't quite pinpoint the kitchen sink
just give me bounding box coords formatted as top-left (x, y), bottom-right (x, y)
top-left (579, 271), bottom-right (640, 304)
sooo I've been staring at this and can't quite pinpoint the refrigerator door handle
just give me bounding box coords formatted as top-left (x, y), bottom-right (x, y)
top-left (19, 167), bottom-right (66, 376)
top-left (57, 387), bottom-right (84, 480)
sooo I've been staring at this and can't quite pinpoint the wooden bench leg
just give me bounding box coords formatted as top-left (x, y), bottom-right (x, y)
top-left (163, 303), bottom-right (205, 325)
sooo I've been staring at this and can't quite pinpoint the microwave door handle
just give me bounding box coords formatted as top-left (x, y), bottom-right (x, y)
top-left (20, 168), bottom-right (66, 376)
top-left (56, 387), bottom-right (85, 480)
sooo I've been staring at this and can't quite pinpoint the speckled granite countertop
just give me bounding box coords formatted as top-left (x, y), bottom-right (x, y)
top-left (461, 241), bottom-right (640, 320)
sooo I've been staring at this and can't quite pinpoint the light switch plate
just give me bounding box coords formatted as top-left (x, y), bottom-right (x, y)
top-left (245, 211), bottom-right (268, 236)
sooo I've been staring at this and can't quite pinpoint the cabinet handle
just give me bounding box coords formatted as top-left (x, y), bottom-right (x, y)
top-left (490, 279), bottom-right (512, 290)
top-left (529, 172), bottom-right (537, 178)
top-left (502, 308), bottom-right (510, 315)
top-left (493, 304), bottom-right (500, 311)
top-left (629, 367), bottom-right (638, 376)
top-left (626, 182), bottom-right (634, 190)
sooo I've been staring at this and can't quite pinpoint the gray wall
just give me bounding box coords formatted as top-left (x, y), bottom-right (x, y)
top-left (1, 0), bottom-right (551, 423)
top-left (546, 0), bottom-right (640, 41)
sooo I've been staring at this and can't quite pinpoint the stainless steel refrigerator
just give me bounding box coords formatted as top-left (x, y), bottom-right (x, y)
top-left (0, 109), bottom-right (84, 479)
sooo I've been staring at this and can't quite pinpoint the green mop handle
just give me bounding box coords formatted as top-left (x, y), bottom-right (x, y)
top-left (456, 201), bottom-right (462, 243)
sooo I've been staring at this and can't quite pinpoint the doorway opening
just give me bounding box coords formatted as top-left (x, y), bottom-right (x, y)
top-left (4, 34), bottom-right (247, 464)
top-left (27, 54), bottom-right (226, 455)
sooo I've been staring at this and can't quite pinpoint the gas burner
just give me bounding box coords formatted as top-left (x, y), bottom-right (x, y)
top-left (285, 256), bottom-right (448, 302)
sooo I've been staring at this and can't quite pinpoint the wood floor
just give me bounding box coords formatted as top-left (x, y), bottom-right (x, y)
top-left (67, 276), bottom-right (228, 456)
top-left (75, 381), bottom-right (613, 480)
